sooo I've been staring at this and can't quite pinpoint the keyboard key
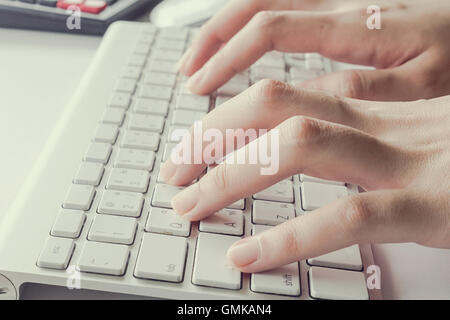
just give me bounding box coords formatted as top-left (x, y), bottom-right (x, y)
top-left (37, 237), bottom-right (75, 270)
top-left (252, 200), bottom-right (295, 226)
top-left (308, 245), bottom-right (363, 271)
top-left (122, 66), bottom-right (141, 79)
top-left (134, 233), bottom-right (188, 282)
top-left (147, 60), bottom-right (177, 74)
top-left (156, 39), bottom-right (185, 51)
top-left (138, 84), bottom-right (172, 100)
top-left (251, 224), bottom-right (271, 235)
top-left (80, 0), bottom-right (107, 14)
top-left (128, 113), bottom-right (165, 133)
top-left (38, 0), bottom-right (57, 6)
top-left (101, 107), bottom-right (125, 125)
top-left (78, 241), bottom-right (130, 276)
top-left (145, 207), bottom-right (191, 237)
top-left (93, 124), bottom-right (119, 144)
top-left (251, 262), bottom-right (301, 296)
top-left (226, 199), bottom-right (245, 210)
top-left (109, 92), bottom-right (131, 109)
top-left (51, 209), bottom-right (86, 238)
top-left (217, 79), bottom-right (248, 96)
top-left (151, 184), bottom-right (185, 208)
top-left (215, 95), bottom-right (232, 107)
top-left (305, 53), bottom-right (322, 60)
top-left (62, 184), bottom-right (95, 210)
top-left (133, 43), bottom-right (151, 55)
top-left (167, 125), bottom-right (189, 143)
top-left (139, 33), bottom-right (154, 44)
top-left (83, 142), bottom-right (112, 164)
top-left (251, 66), bottom-right (285, 82)
top-left (114, 148), bottom-right (155, 171)
top-left (128, 55), bottom-right (147, 68)
top-left (306, 58), bottom-right (324, 71)
top-left (121, 130), bottom-right (160, 151)
top-left (309, 266), bottom-right (368, 300)
top-left (290, 68), bottom-right (322, 81)
top-left (159, 27), bottom-right (189, 41)
top-left (151, 49), bottom-right (183, 62)
top-left (255, 55), bottom-right (285, 69)
top-left (73, 162), bottom-right (104, 186)
top-left (88, 214), bottom-right (138, 245)
top-left (163, 142), bottom-right (177, 161)
top-left (299, 174), bottom-right (345, 186)
top-left (199, 209), bottom-right (244, 236)
top-left (56, 0), bottom-right (82, 9)
top-left (171, 110), bottom-right (206, 126)
top-left (142, 72), bottom-right (177, 87)
top-left (253, 180), bottom-right (294, 203)
top-left (176, 94), bottom-right (210, 112)
top-left (106, 168), bottom-right (150, 193)
top-left (133, 98), bottom-right (169, 116)
top-left (98, 190), bottom-right (144, 217)
top-left (192, 233), bottom-right (241, 290)
top-left (114, 78), bottom-right (137, 93)
top-left (301, 181), bottom-right (348, 211)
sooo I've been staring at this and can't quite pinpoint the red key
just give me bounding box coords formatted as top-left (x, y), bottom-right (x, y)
top-left (80, 0), bottom-right (107, 14)
top-left (57, 0), bottom-right (84, 10)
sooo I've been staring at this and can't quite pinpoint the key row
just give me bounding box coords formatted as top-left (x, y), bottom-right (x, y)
top-left (37, 231), bottom-right (367, 299)
top-left (64, 171), bottom-right (348, 218)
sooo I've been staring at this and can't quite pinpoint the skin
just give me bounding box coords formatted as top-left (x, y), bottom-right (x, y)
top-left (176, 0), bottom-right (450, 101)
top-left (159, 0), bottom-right (450, 273)
top-left (160, 81), bottom-right (450, 272)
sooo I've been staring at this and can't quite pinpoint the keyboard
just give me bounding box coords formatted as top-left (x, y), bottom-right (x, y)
top-left (0, 0), bottom-right (158, 35)
top-left (0, 22), bottom-right (381, 300)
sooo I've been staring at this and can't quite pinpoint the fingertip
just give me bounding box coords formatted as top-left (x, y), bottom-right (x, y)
top-left (186, 69), bottom-right (206, 94)
top-left (171, 184), bottom-right (199, 216)
top-left (226, 237), bottom-right (260, 270)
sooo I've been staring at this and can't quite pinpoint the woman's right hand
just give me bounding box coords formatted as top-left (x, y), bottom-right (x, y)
top-left (177, 0), bottom-right (450, 101)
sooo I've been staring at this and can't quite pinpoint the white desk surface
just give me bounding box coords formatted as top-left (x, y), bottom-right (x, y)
top-left (1, 27), bottom-right (449, 300)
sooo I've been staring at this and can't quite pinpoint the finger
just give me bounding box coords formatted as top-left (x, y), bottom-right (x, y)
top-left (179, 0), bottom-right (285, 75)
top-left (180, 0), bottom-right (329, 75)
top-left (170, 116), bottom-right (407, 221)
top-left (297, 61), bottom-right (432, 101)
top-left (186, 10), bottom-right (338, 94)
top-left (160, 80), bottom-right (368, 186)
top-left (226, 188), bottom-right (436, 272)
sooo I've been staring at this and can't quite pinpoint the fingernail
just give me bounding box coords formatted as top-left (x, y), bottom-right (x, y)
top-left (186, 68), bottom-right (206, 92)
top-left (227, 237), bottom-right (260, 268)
top-left (172, 184), bottom-right (199, 216)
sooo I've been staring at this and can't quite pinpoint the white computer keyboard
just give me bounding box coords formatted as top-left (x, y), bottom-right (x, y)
top-left (33, 22), bottom-right (378, 300)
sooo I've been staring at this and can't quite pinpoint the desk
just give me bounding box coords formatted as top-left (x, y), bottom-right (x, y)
top-left (1, 27), bottom-right (449, 300)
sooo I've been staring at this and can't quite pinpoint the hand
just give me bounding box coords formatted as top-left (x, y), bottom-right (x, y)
top-left (177, 0), bottom-right (450, 101)
top-left (160, 80), bottom-right (450, 272)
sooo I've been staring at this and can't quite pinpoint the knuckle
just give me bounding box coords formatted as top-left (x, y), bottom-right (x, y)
top-left (341, 196), bottom-right (372, 239)
top-left (415, 70), bottom-right (438, 96)
top-left (277, 222), bottom-right (302, 257)
top-left (211, 164), bottom-right (229, 192)
top-left (339, 70), bottom-right (366, 99)
top-left (250, 11), bottom-right (281, 31)
top-left (280, 116), bottom-right (322, 148)
top-left (253, 79), bottom-right (290, 106)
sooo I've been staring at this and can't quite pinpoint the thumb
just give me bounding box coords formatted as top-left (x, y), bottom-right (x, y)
top-left (296, 68), bottom-right (416, 101)
top-left (226, 189), bottom-right (426, 273)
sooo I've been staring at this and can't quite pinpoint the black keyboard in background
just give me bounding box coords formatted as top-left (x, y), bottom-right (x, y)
top-left (0, 0), bottom-right (161, 35)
